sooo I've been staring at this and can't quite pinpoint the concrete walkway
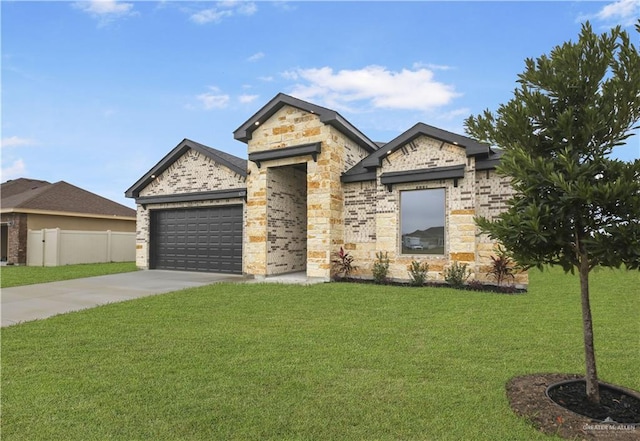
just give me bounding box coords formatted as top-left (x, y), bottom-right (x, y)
top-left (1, 270), bottom-right (244, 327)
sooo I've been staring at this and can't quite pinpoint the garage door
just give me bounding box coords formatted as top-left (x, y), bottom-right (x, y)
top-left (150, 206), bottom-right (243, 274)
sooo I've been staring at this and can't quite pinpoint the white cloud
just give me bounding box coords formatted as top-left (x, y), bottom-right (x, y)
top-left (1, 136), bottom-right (37, 149)
top-left (580, 0), bottom-right (640, 27)
top-left (72, 0), bottom-right (137, 26)
top-left (247, 52), bottom-right (265, 62)
top-left (413, 62), bottom-right (454, 71)
top-left (1, 159), bottom-right (26, 181)
top-left (196, 87), bottom-right (230, 109)
top-left (286, 65), bottom-right (460, 112)
top-left (239, 94), bottom-right (259, 104)
top-left (237, 2), bottom-right (257, 16)
top-left (191, 8), bottom-right (233, 24)
top-left (258, 76), bottom-right (274, 82)
top-left (190, 1), bottom-right (257, 24)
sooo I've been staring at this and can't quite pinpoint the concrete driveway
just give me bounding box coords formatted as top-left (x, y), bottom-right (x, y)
top-left (1, 270), bottom-right (244, 327)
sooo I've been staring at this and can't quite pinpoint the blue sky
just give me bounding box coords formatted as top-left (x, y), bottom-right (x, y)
top-left (3, 0), bottom-right (639, 209)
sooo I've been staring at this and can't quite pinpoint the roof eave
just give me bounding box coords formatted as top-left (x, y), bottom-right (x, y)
top-left (0, 207), bottom-right (135, 221)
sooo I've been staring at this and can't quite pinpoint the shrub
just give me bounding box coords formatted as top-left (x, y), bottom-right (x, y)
top-left (444, 261), bottom-right (470, 288)
top-left (372, 251), bottom-right (390, 284)
top-left (407, 260), bottom-right (429, 286)
top-left (487, 247), bottom-right (516, 287)
top-left (332, 247), bottom-right (357, 280)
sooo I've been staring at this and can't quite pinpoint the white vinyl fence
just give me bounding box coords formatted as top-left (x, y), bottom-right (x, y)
top-left (27, 228), bottom-right (135, 266)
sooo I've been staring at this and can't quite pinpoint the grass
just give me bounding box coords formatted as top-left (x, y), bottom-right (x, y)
top-left (0, 262), bottom-right (138, 288)
top-left (2, 267), bottom-right (638, 440)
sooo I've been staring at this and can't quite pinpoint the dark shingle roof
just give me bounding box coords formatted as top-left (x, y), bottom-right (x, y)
top-left (1, 178), bottom-right (136, 218)
top-left (342, 123), bottom-right (497, 183)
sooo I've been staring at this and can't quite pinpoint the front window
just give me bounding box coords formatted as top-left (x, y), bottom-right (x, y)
top-left (401, 188), bottom-right (445, 254)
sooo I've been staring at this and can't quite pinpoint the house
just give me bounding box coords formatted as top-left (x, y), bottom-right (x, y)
top-left (126, 93), bottom-right (527, 286)
top-left (1, 178), bottom-right (136, 265)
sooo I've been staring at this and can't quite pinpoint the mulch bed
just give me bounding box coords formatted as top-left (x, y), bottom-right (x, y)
top-left (507, 373), bottom-right (640, 440)
top-left (334, 277), bottom-right (527, 294)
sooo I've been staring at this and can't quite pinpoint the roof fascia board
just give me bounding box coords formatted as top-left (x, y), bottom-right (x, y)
top-left (476, 158), bottom-right (501, 171)
top-left (380, 164), bottom-right (465, 189)
top-left (340, 171), bottom-right (377, 183)
top-left (135, 189), bottom-right (247, 205)
top-left (0, 208), bottom-right (135, 221)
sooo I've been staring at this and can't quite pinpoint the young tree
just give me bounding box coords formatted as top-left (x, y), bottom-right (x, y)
top-left (465, 21), bottom-right (640, 403)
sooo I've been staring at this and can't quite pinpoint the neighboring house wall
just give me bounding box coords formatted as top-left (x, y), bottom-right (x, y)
top-left (27, 214), bottom-right (135, 232)
top-left (134, 148), bottom-right (246, 269)
top-left (1, 213), bottom-right (28, 264)
top-left (0, 212), bottom-right (135, 265)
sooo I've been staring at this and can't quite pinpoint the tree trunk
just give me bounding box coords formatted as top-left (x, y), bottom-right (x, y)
top-left (579, 251), bottom-right (600, 403)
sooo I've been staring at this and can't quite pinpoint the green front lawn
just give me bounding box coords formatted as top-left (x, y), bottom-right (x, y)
top-left (2, 267), bottom-right (638, 440)
top-left (0, 262), bottom-right (138, 288)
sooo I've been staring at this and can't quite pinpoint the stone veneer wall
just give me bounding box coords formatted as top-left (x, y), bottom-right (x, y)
top-left (341, 134), bottom-right (527, 285)
top-left (266, 166), bottom-right (307, 275)
top-left (244, 105), bottom-right (371, 280)
top-left (135, 148), bottom-right (246, 269)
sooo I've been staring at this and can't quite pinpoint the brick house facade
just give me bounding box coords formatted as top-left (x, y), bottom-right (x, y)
top-left (127, 93), bottom-right (527, 286)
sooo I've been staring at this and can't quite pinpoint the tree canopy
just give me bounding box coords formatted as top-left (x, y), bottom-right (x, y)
top-left (465, 21), bottom-right (640, 273)
top-left (464, 21), bottom-right (640, 404)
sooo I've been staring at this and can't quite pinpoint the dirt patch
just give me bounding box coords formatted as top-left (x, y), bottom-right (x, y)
top-left (506, 373), bottom-right (640, 440)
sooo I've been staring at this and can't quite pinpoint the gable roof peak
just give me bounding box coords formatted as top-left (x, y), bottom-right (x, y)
top-left (233, 92), bottom-right (378, 153)
top-left (125, 138), bottom-right (247, 199)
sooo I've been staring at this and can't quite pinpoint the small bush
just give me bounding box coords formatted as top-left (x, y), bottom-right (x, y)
top-left (487, 246), bottom-right (516, 287)
top-left (332, 247), bottom-right (357, 280)
top-left (372, 252), bottom-right (390, 284)
top-left (444, 261), bottom-right (470, 288)
top-left (407, 260), bottom-right (429, 286)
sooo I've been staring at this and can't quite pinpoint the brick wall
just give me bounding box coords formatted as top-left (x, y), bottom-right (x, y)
top-left (475, 169), bottom-right (527, 285)
top-left (140, 148), bottom-right (245, 197)
top-left (267, 166), bottom-right (307, 274)
top-left (1, 213), bottom-right (28, 265)
top-left (135, 148), bottom-right (246, 269)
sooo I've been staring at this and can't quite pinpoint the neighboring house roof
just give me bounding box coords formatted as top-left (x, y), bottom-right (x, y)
top-left (342, 122), bottom-right (498, 183)
top-left (233, 93), bottom-right (379, 153)
top-left (125, 138), bottom-right (248, 199)
top-left (1, 178), bottom-right (136, 218)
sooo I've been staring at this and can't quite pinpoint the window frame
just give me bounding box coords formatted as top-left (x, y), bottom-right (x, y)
top-left (399, 187), bottom-right (447, 256)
